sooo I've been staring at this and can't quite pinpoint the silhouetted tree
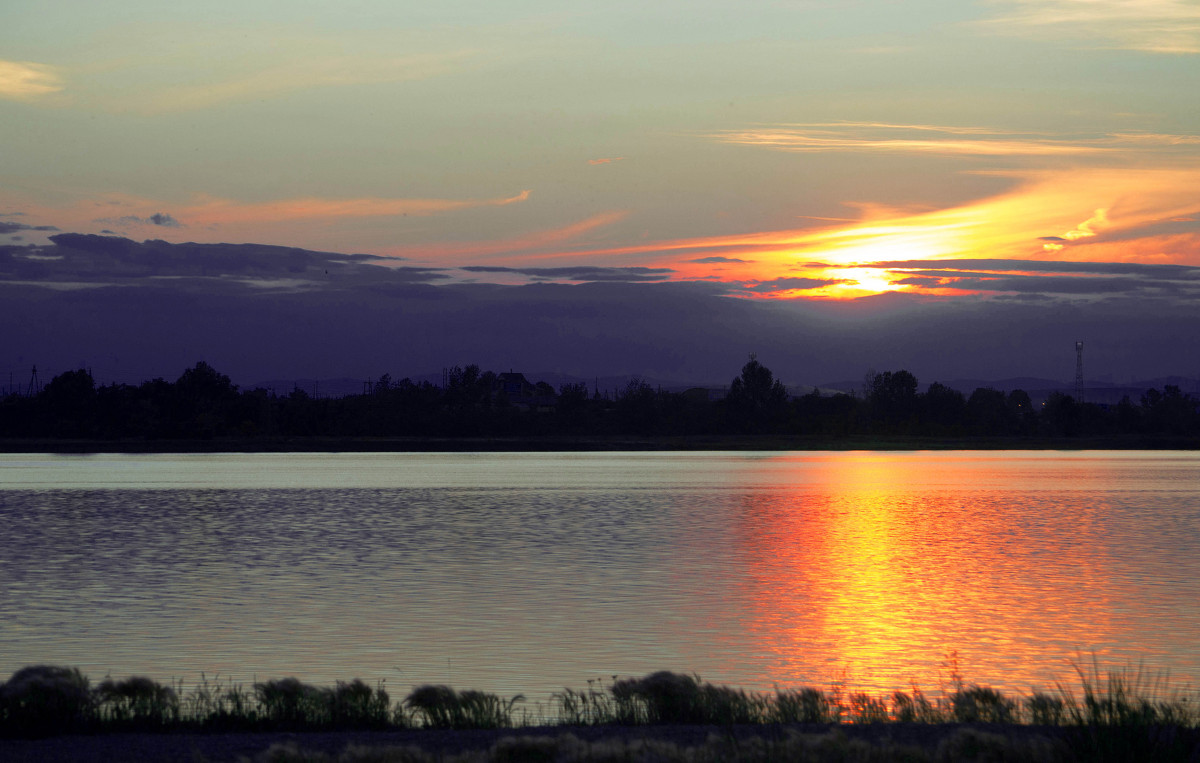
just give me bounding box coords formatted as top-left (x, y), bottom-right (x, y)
top-left (866, 369), bottom-right (919, 431)
top-left (922, 382), bottom-right (966, 433)
top-left (1141, 385), bottom-right (1198, 434)
top-left (727, 355), bottom-right (788, 432)
top-left (1041, 392), bottom-right (1079, 437)
top-left (616, 377), bottom-right (660, 434)
top-left (967, 387), bottom-right (1013, 435)
top-left (1007, 390), bottom-right (1035, 434)
top-left (39, 369), bottom-right (97, 437)
top-left (176, 361), bottom-right (237, 401)
top-left (794, 390), bottom-right (858, 436)
top-left (174, 361), bottom-right (240, 438)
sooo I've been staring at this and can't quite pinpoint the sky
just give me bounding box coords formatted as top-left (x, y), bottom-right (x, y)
top-left (3, 1), bottom-right (1200, 387)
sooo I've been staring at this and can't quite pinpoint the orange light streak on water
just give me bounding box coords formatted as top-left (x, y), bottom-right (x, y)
top-left (727, 453), bottom-right (1125, 695)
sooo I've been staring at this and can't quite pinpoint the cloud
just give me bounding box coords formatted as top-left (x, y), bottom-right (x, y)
top-left (22, 190), bottom-right (532, 242)
top-left (742, 277), bottom-right (847, 294)
top-left (0, 60), bottom-right (63, 99)
top-left (708, 122), bottom-right (1200, 157)
top-left (904, 274), bottom-right (1192, 296)
top-left (384, 210), bottom-right (629, 261)
top-left (148, 212), bottom-right (181, 227)
top-left (868, 258), bottom-right (1200, 279)
top-left (3, 233), bottom-right (447, 291)
top-left (460, 265), bottom-right (673, 283)
top-left (99, 213), bottom-right (183, 228)
top-left (981, 0), bottom-right (1200, 54)
top-left (689, 256), bottom-right (750, 264)
top-left (104, 49), bottom-right (478, 114)
top-left (1040, 208), bottom-right (1108, 251)
top-left (8, 233), bottom-right (1200, 387)
top-left (1061, 209), bottom-right (1108, 241)
top-left (181, 190), bottom-right (530, 226)
top-left (0, 222), bottom-right (60, 234)
top-left (588, 157), bottom-right (624, 165)
top-left (875, 258), bottom-right (1200, 297)
top-left (491, 165), bottom-right (1200, 299)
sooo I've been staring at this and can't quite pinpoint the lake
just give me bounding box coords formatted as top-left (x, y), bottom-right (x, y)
top-left (2, 450), bottom-right (1198, 704)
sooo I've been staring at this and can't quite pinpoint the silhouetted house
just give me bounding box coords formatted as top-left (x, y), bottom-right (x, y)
top-left (492, 372), bottom-right (557, 413)
top-left (495, 372), bottom-right (536, 398)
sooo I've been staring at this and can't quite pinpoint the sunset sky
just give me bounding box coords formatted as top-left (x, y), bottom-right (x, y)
top-left (3, 1), bottom-right (1199, 384)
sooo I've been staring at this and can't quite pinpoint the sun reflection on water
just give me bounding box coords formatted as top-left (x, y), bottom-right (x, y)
top-left (729, 454), bottom-right (1124, 695)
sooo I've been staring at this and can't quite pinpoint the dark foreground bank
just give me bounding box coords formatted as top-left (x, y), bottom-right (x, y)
top-left (7, 722), bottom-right (1200, 763)
top-left (5, 666), bottom-right (1200, 761)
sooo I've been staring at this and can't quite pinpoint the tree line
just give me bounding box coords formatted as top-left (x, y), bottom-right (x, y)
top-left (1, 357), bottom-right (1197, 442)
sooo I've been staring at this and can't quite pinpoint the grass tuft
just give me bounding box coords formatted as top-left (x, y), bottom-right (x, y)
top-left (608, 671), bottom-right (768, 725)
top-left (95, 675), bottom-right (178, 727)
top-left (773, 686), bottom-right (835, 723)
top-left (950, 686), bottom-right (1016, 724)
top-left (403, 685), bottom-right (524, 729)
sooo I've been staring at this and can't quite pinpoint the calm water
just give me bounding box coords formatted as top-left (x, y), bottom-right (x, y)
top-left (2, 451), bottom-right (1199, 701)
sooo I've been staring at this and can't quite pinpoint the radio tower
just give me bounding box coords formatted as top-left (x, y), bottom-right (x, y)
top-left (1074, 341), bottom-right (1084, 403)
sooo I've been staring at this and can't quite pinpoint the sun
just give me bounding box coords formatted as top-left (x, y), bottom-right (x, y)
top-left (839, 267), bottom-right (898, 293)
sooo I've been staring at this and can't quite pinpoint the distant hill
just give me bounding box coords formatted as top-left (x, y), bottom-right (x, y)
top-left (936, 377), bottom-right (1066, 394)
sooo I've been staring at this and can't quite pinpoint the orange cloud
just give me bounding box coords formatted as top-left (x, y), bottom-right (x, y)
top-left (0, 60), bottom-right (63, 99)
top-left (0, 189), bottom-right (532, 240)
top-left (180, 190), bottom-right (530, 226)
top-left (588, 157), bottom-right (624, 165)
top-left (489, 166), bottom-right (1200, 300)
top-left (708, 123), bottom-right (1200, 157)
top-left (381, 210), bottom-right (630, 261)
top-left (981, 0), bottom-right (1200, 54)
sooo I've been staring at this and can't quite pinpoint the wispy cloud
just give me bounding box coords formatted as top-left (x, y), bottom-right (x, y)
top-left (460, 265), bottom-right (672, 283)
top-left (383, 210), bottom-right (629, 261)
top-left (708, 122), bottom-right (1200, 157)
top-left (0, 60), bottom-right (63, 99)
top-left (740, 277), bottom-right (847, 295)
top-left (125, 50), bottom-right (477, 113)
top-left (0, 189), bottom-right (533, 251)
top-left (874, 258), bottom-right (1200, 297)
top-left (501, 165), bottom-right (1200, 299)
top-left (1040, 209), bottom-right (1108, 251)
top-left (588, 157), bottom-right (624, 165)
top-left (981, 0), bottom-right (1200, 54)
top-left (179, 190), bottom-right (530, 226)
top-left (0, 221), bottom-right (60, 234)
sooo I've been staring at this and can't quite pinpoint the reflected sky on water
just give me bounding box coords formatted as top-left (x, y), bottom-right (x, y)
top-left (2, 451), bottom-right (1198, 700)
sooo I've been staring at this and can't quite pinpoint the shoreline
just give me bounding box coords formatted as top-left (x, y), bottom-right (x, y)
top-left (3, 433), bottom-right (1200, 453)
